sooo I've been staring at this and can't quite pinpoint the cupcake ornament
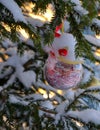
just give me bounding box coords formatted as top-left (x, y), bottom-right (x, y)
top-left (44, 24), bottom-right (83, 90)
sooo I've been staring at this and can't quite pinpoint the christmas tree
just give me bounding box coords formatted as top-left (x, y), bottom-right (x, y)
top-left (0, 0), bottom-right (100, 129)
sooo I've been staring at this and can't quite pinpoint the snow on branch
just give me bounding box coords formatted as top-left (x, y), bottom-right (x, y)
top-left (23, 93), bottom-right (44, 101)
top-left (92, 18), bottom-right (100, 27)
top-left (81, 68), bottom-right (92, 83)
top-left (9, 94), bottom-right (29, 106)
top-left (54, 100), bottom-right (70, 124)
top-left (0, 73), bottom-right (16, 92)
top-left (0, 67), bottom-right (13, 79)
top-left (0, 0), bottom-right (27, 23)
top-left (84, 34), bottom-right (100, 47)
top-left (56, 100), bottom-right (69, 113)
top-left (71, 0), bottom-right (80, 5)
top-left (0, 50), bottom-right (36, 88)
top-left (74, 6), bottom-right (88, 16)
top-left (63, 0), bottom-right (88, 16)
top-left (17, 70), bottom-right (36, 88)
top-left (67, 109), bottom-right (100, 125)
top-left (71, 0), bottom-right (88, 16)
top-left (86, 85), bottom-right (100, 91)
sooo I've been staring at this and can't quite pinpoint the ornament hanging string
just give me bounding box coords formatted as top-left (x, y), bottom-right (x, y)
top-left (61, 21), bottom-right (64, 33)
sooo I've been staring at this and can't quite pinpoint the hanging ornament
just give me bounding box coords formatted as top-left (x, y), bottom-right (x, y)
top-left (44, 24), bottom-right (83, 90)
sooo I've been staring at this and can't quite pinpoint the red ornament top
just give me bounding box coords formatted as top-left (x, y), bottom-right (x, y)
top-left (54, 23), bottom-right (62, 37)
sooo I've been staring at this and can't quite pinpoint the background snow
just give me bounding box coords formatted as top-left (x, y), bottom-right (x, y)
top-left (0, 0), bottom-right (27, 23)
top-left (67, 109), bottom-right (100, 125)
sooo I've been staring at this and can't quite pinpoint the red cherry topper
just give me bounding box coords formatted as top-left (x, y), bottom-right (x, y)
top-left (54, 23), bottom-right (63, 37)
top-left (58, 48), bottom-right (68, 56)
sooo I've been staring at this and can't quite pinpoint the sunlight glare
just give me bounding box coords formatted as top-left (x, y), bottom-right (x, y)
top-left (18, 28), bottom-right (29, 40)
top-left (95, 34), bottom-right (100, 39)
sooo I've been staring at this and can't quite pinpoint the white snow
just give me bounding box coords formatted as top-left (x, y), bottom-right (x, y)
top-left (20, 50), bottom-right (35, 64)
top-left (24, 93), bottom-right (44, 101)
top-left (84, 34), bottom-right (100, 47)
top-left (6, 47), bottom-right (17, 56)
top-left (87, 85), bottom-right (100, 91)
top-left (78, 98), bottom-right (88, 107)
top-left (41, 100), bottom-right (54, 109)
top-left (9, 94), bottom-right (29, 106)
top-left (0, 0), bottom-right (27, 23)
top-left (87, 93), bottom-right (100, 101)
top-left (81, 68), bottom-right (92, 83)
top-left (0, 52), bottom-right (36, 88)
top-left (71, 0), bottom-right (88, 16)
top-left (0, 73), bottom-right (16, 92)
top-left (17, 70), bottom-right (36, 88)
top-left (63, 0), bottom-right (80, 5)
top-left (56, 100), bottom-right (69, 113)
top-left (74, 6), bottom-right (88, 16)
top-left (63, 89), bottom-right (75, 101)
top-left (2, 39), bottom-right (14, 48)
top-left (64, 0), bottom-right (88, 19)
top-left (71, 0), bottom-right (80, 5)
top-left (0, 67), bottom-right (13, 79)
top-left (36, 81), bottom-right (57, 92)
top-left (67, 109), bottom-right (100, 125)
top-left (92, 18), bottom-right (100, 27)
top-left (6, 55), bottom-right (22, 67)
top-left (25, 16), bottom-right (44, 27)
top-left (54, 100), bottom-right (69, 124)
top-left (63, 20), bottom-right (70, 32)
top-left (94, 65), bottom-right (100, 79)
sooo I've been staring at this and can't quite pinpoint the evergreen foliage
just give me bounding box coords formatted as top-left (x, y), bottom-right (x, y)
top-left (0, 0), bottom-right (100, 129)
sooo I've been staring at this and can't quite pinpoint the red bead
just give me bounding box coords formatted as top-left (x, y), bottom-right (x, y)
top-left (58, 49), bottom-right (68, 56)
